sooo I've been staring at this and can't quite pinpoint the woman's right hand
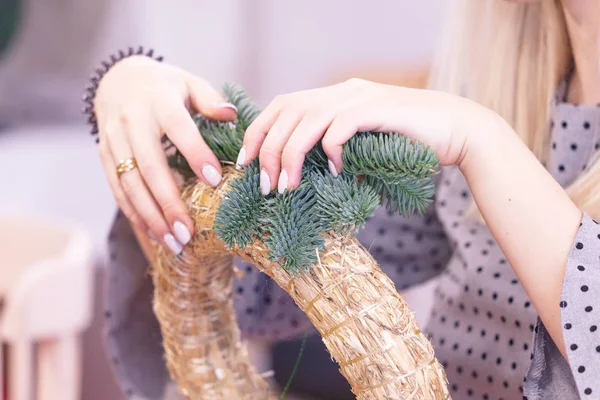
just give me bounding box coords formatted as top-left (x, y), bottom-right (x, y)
top-left (94, 55), bottom-right (237, 254)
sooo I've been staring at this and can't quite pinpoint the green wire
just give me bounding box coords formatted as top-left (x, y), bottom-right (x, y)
top-left (279, 332), bottom-right (308, 399)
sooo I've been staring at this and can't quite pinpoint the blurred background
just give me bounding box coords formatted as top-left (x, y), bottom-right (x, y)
top-left (0, 1), bottom-right (448, 399)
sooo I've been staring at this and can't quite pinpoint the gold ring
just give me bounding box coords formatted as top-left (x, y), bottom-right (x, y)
top-left (116, 158), bottom-right (138, 178)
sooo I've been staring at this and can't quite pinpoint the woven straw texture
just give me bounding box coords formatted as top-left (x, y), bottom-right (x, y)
top-left (150, 166), bottom-right (450, 399)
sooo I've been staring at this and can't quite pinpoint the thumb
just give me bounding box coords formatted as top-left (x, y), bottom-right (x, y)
top-left (186, 75), bottom-right (238, 121)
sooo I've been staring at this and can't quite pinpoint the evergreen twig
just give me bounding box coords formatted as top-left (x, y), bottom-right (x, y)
top-left (214, 160), bottom-right (265, 249)
top-left (263, 182), bottom-right (325, 274)
top-left (169, 83), bottom-right (440, 273)
top-left (343, 132), bottom-right (439, 181)
top-left (167, 83), bottom-right (260, 173)
top-left (363, 175), bottom-right (436, 216)
top-left (311, 171), bottom-right (379, 234)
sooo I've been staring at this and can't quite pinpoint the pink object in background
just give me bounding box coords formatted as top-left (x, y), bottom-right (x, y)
top-left (0, 214), bottom-right (94, 400)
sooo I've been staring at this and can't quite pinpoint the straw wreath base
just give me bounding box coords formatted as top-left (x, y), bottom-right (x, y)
top-left (150, 167), bottom-right (450, 399)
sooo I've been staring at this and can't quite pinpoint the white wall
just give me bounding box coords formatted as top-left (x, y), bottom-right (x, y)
top-left (140, 0), bottom-right (449, 105)
top-left (252, 0), bottom-right (448, 103)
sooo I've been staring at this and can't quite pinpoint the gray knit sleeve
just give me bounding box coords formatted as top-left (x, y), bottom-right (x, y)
top-left (524, 213), bottom-right (600, 399)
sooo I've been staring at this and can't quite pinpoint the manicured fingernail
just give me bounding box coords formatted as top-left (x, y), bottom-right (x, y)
top-left (217, 102), bottom-right (237, 112)
top-left (236, 146), bottom-right (246, 170)
top-left (202, 164), bottom-right (222, 186)
top-left (147, 230), bottom-right (158, 241)
top-left (260, 169), bottom-right (271, 195)
top-left (163, 233), bottom-right (183, 255)
top-left (328, 159), bottom-right (339, 178)
top-left (278, 170), bottom-right (288, 194)
top-left (173, 221), bottom-right (191, 245)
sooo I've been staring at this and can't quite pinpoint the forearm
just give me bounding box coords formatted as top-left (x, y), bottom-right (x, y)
top-left (460, 114), bottom-right (582, 357)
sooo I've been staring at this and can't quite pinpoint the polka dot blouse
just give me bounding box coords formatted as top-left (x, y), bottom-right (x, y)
top-left (103, 85), bottom-right (600, 400)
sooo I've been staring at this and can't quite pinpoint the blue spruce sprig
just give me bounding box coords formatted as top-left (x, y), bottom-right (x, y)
top-left (168, 83), bottom-right (440, 273)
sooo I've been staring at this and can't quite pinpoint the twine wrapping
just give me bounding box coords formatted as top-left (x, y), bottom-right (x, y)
top-left (150, 166), bottom-right (450, 399)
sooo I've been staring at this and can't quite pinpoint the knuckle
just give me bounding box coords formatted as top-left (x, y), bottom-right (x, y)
top-left (120, 177), bottom-right (138, 198)
top-left (303, 108), bottom-right (324, 121)
top-left (281, 108), bottom-right (303, 121)
top-left (270, 94), bottom-right (293, 111)
top-left (282, 148), bottom-right (303, 165)
top-left (160, 108), bottom-right (185, 129)
top-left (321, 134), bottom-right (338, 151)
top-left (344, 77), bottom-right (364, 88)
top-left (130, 215), bottom-right (149, 233)
top-left (113, 189), bottom-right (128, 207)
top-left (117, 106), bottom-right (133, 124)
top-left (259, 145), bottom-right (280, 161)
top-left (160, 200), bottom-right (183, 218)
top-left (128, 214), bottom-right (142, 228)
top-left (103, 119), bottom-right (120, 139)
top-left (272, 94), bottom-right (287, 107)
top-left (122, 208), bottom-right (140, 226)
top-left (146, 215), bottom-right (167, 232)
top-left (335, 109), bottom-right (352, 122)
top-left (138, 160), bottom-right (159, 180)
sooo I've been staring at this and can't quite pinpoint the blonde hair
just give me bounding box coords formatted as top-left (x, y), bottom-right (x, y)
top-left (429, 0), bottom-right (600, 220)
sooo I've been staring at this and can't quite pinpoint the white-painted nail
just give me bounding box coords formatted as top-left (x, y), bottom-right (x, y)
top-left (236, 146), bottom-right (246, 171)
top-left (278, 170), bottom-right (288, 194)
top-left (147, 230), bottom-right (158, 242)
top-left (163, 233), bottom-right (183, 255)
top-left (173, 221), bottom-right (191, 245)
top-left (260, 169), bottom-right (271, 195)
top-left (328, 159), bottom-right (339, 178)
top-left (202, 164), bottom-right (222, 186)
top-left (217, 102), bottom-right (237, 112)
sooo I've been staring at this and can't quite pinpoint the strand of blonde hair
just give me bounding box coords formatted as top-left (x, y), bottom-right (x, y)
top-left (429, 0), bottom-right (600, 221)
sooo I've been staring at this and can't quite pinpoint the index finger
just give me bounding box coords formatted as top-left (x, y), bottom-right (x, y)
top-left (185, 75), bottom-right (238, 121)
top-left (124, 107), bottom-right (196, 240)
top-left (241, 95), bottom-right (286, 167)
top-left (153, 94), bottom-right (223, 187)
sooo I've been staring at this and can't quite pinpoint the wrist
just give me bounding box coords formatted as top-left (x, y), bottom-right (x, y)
top-left (82, 47), bottom-right (163, 142)
top-left (457, 104), bottom-right (515, 176)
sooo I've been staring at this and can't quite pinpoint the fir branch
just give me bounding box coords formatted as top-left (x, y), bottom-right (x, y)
top-left (343, 132), bottom-right (439, 182)
top-left (171, 84), bottom-right (441, 273)
top-left (311, 172), bottom-right (379, 235)
top-left (194, 116), bottom-right (244, 162)
top-left (214, 160), bottom-right (265, 249)
top-left (263, 182), bottom-right (325, 274)
top-left (364, 175), bottom-right (436, 216)
top-left (168, 83), bottom-right (260, 173)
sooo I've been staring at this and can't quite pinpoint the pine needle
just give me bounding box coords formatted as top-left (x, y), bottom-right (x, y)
top-left (311, 171), bottom-right (379, 234)
top-left (214, 160), bottom-right (266, 249)
top-left (263, 182), bottom-right (325, 274)
top-left (169, 83), bottom-right (440, 273)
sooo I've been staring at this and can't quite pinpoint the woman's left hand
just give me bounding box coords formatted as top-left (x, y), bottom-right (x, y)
top-left (239, 78), bottom-right (495, 194)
